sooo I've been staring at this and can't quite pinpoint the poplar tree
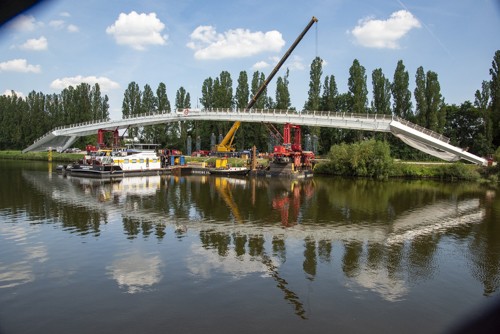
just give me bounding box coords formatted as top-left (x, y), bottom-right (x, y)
top-left (275, 68), bottom-right (291, 110)
top-left (474, 80), bottom-right (492, 152)
top-left (414, 66), bottom-right (427, 126)
top-left (200, 77), bottom-right (214, 109)
top-left (122, 81), bottom-right (141, 138)
top-left (152, 82), bottom-right (171, 146)
top-left (175, 87), bottom-right (191, 151)
top-left (319, 74), bottom-right (340, 153)
top-left (304, 57), bottom-right (323, 111)
top-left (213, 71), bottom-right (233, 108)
top-left (371, 68), bottom-right (391, 115)
top-left (425, 71), bottom-right (444, 132)
top-left (490, 50), bottom-right (500, 147)
top-left (391, 60), bottom-right (412, 119)
top-left (141, 84), bottom-right (157, 142)
top-left (235, 71), bottom-right (249, 109)
top-left (251, 71), bottom-right (267, 109)
top-left (348, 59), bottom-right (368, 114)
top-left (414, 67), bottom-right (444, 132)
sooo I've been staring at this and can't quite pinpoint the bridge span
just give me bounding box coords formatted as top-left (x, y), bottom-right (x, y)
top-left (23, 108), bottom-right (487, 166)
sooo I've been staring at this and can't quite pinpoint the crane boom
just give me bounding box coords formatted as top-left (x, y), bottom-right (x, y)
top-left (214, 16), bottom-right (318, 153)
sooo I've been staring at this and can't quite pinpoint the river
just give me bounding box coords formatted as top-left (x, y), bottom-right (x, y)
top-left (0, 160), bottom-right (499, 333)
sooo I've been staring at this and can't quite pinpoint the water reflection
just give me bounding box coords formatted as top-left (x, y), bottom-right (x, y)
top-left (0, 221), bottom-right (48, 288)
top-left (10, 168), bottom-right (500, 302)
top-left (107, 251), bottom-right (163, 294)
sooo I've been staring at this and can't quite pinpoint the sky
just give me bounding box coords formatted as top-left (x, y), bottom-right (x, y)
top-left (0, 0), bottom-right (499, 119)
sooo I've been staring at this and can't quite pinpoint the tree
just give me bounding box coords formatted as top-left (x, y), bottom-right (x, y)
top-left (444, 101), bottom-right (489, 155)
top-left (474, 80), bottom-right (492, 153)
top-left (141, 84), bottom-right (158, 142)
top-left (414, 66), bottom-right (427, 126)
top-left (122, 82), bottom-right (142, 139)
top-left (391, 60), bottom-right (412, 119)
top-left (318, 74), bottom-right (340, 153)
top-left (347, 59), bottom-right (368, 114)
top-left (275, 68), bottom-right (291, 110)
top-left (304, 57), bottom-right (323, 111)
top-left (200, 77), bottom-right (214, 109)
top-left (235, 71), bottom-right (249, 109)
top-left (213, 71), bottom-right (233, 108)
top-left (425, 71), bottom-right (444, 132)
top-left (320, 74), bottom-right (338, 111)
top-left (490, 50), bottom-right (500, 147)
top-left (90, 83), bottom-right (109, 120)
top-left (251, 71), bottom-right (267, 109)
top-left (174, 87), bottom-right (191, 152)
top-left (414, 67), bottom-right (444, 132)
top-left (371, 68), bottom-right (391, 115)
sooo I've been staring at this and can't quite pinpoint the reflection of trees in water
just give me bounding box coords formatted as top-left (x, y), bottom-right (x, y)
top-left (303, 237), bottom-right (317, 280)
top-left (468, 191), bottom-right (500, 296)
top-left (18, 168), bottom-right (500, 297)
top-left (122, 217), bottom-right (155, 239)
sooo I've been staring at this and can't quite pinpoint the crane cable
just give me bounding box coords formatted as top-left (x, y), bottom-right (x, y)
top-left (315, 18), bottom-right (318, 58)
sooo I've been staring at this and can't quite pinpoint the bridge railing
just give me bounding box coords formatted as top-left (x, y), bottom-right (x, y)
top-left (393, 116), bottom-right (450, 144)
top-left (31, 117), bottom-right (111, 144)
top-left (30, 108), bottom-right (449, 146)
top-left (175, 108), bottom-right (396, 120)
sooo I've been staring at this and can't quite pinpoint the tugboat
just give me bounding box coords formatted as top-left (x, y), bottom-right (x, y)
top-left (209, 158), bottom-right (250, 177)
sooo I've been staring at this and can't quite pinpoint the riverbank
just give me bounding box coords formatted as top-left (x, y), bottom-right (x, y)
top-left (1, 150), bottom-right (497, 183)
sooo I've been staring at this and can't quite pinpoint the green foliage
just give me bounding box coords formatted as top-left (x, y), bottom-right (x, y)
top-left (323, 140), bottom-right (393, 178)
top-left (371, 68), bottom-right (391, 115)
top-left (304, 57), bottom-right (323, 111)
top-left (0, 83), bottom-right (108, 150)
top-left (348, 59), bottom-right (368, 114)
top-left (392, 60), bottom-right (412, 119)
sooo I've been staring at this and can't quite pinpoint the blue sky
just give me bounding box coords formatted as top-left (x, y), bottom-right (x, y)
top-left (1, 0), bottom-right (499, 119)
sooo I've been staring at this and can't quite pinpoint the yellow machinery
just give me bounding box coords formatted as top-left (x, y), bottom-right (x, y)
top-left (214, 16), bottom-right (318, 154)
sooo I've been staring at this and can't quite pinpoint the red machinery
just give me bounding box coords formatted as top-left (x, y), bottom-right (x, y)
top-left (97, 129), bottom-right (120, 148)
top-left (272, 123), bottom-right (314, 169)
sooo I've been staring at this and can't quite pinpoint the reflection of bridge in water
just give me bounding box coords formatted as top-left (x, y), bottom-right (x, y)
top-left (23, 108), bottom-right (487, 165)
top-left (22, 172), bottom-right (492, 301)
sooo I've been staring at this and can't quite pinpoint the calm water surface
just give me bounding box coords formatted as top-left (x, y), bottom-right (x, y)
top-left (0, 160), bottom-right (499, 333)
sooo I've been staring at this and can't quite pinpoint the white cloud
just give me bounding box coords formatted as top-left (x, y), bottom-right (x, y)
top-left (286, 55), bottom-right (306, 71)
top-left (50, 75), bottom-right (120, 92)
top-left (20, 36), bottom-right (48, 51)
top-left (2, 90), bottom-right (24, 97)
top-left (67, 24), bottom-right (79, 33)
top-left (187, 26), bottom-right (285, 60)
top-left (253, 54), bottom-right (306, 72)
top-left (252, 61), bottom-right (270, 70)
top-left (49, 19), bottom-right (65, 29)
top-left (106, 11), bottom-right (168, 51)
top-left (60, 12), bottom-right (71, 17)
top-left (349, 10), bottom-right (421, 49)
top-left (7, 15), bottom-right (42, 31)
top-left (0, 59), bottom-right (41, 73)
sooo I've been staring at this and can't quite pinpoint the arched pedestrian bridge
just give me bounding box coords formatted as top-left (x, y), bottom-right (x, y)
top-left (23, 108), bottom-right (487, 166)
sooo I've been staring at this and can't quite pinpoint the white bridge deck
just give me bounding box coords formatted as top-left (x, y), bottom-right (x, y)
top-left (23, 108), bottom-right (487, 166)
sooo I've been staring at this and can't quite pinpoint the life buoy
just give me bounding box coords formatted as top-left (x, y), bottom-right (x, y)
top-left (183, 108), bottom-right (189, 116)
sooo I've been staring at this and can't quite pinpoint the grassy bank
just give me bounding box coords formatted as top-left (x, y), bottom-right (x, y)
top-left (0, 150), bottom-right (269, 167)
top-left (0, 150), bottom-right (84, 162)
top-left (313, 139), bottom-right (499, 183)
top-left (2, 148), bottom-right (497, 183)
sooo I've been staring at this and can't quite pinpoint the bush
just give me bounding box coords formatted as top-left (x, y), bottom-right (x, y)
top-left (326, 139), bottom-right (394, 179)
top-left (433, 163), bottom-right (481, 181)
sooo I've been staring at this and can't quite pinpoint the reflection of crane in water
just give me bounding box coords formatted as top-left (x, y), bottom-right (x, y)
top-left (213, 177), bottom-right (244, 223)
top-left (260, 252), bottom-right (307, 319)
top-left (214, 178), bottom-right (307, 318)
top-left (272, 180), bottom-right (315, 227)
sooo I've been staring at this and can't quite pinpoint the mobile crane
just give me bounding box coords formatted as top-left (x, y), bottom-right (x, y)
top-left (213, 16), bottom-right (318, 153)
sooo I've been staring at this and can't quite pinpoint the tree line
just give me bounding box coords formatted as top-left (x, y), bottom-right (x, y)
top-left (1, 50), bottom-right (499, 159)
